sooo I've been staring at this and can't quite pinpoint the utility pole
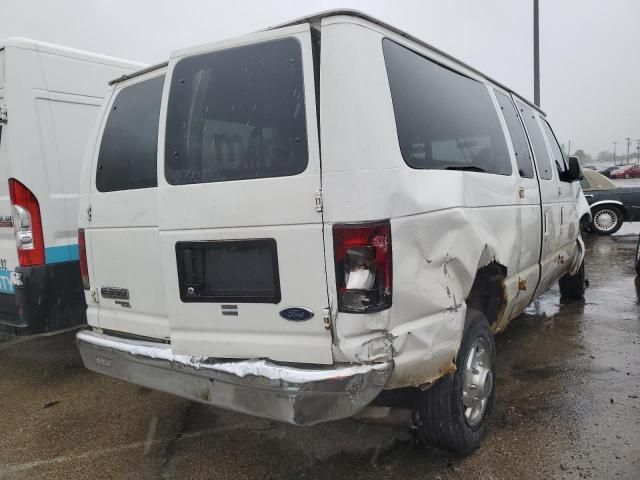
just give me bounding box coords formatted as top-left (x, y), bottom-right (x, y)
top-left (533, 0), bottom-right (540, 106)
top-left (636, 140), bottom-right (640, 165)
top-left (567, 139), bottom-right (571, 158)
top-left (626, 137), bottom-right (631, 165)
top-left (613, 141), bottom-right (618, 165)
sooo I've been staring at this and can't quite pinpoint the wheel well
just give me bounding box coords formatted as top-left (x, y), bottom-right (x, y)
top-left (466, 261), bottom-right (508, 326)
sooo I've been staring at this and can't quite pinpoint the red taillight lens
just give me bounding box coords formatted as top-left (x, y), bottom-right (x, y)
top-left (333, 221), bottom-right (392, 313)
top-left (8, 179), bottom-right (45, 267)
top-left (78, 228), bottom-right (89, 290)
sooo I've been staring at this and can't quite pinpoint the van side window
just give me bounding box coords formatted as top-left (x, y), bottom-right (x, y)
top-left (96, 75), bottom-right (164, 192)
top-left (493, 91), bottom-right (534, 178)
top-left (540, 119), bottom-right (568, 173)
top-left (516, 103), bottom-right (553, 180)
top-left (382, 39), bottom-right (511, 176)
top-left (165, 38), bottom-right (308, 185)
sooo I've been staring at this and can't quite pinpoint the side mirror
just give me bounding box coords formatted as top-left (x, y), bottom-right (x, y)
top-left (562, 156), bottom-right (582, 182)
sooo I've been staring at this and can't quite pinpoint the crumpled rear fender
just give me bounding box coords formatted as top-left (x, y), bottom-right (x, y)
top-left (330, 206), bottom-right (519, 389)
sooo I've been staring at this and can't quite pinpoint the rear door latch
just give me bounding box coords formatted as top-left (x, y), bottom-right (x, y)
top-left (90, 289), bottom-right (99, 304)
top-left (314, 190), bottom-right (323, 212)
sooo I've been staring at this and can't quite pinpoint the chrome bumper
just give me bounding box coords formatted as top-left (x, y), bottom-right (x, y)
top-left (76, 329), bottom-right (392, 426)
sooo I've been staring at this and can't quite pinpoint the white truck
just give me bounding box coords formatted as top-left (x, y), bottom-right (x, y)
top-left (76, 11), bottom-right (591, 454)
top-left (0, 38), bottom-right (143, 334)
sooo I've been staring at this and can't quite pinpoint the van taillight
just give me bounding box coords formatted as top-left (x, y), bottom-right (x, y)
top-left (78, 229), bottom-right (89, 290)
top-left (333, 221), bottom-right (392, 313)
top-left (8, 179), bottom-right (45, 267)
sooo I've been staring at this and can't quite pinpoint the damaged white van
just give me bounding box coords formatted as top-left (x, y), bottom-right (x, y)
top-left (77, 11), bottom-right (590, 454)
top-left (0, 38), bottom-right (143, 334)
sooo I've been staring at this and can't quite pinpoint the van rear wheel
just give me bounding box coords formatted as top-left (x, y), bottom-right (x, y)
top-left (559, 261), bottom-right (586, 300)
top-left (416, 310), bottom-right (495, 456)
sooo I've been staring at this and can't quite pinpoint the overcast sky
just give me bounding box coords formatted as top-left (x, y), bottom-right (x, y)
top-left (1, 0), bottom-right (638, 157)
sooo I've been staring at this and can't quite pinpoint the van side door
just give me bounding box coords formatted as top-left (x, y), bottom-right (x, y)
top-left (540, 118), bottom-right (581, 265)
top-left (493, 91), bottom-right (541, 316)
top-left (516, 101), bottom-right (566, 295)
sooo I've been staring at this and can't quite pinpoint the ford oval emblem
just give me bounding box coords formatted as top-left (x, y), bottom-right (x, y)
top-left (279, 307), bottom-right (314, 322)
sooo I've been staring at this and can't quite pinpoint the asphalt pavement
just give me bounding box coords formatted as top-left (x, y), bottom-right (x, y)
top-left (1, 230), bottom-right (639, 479)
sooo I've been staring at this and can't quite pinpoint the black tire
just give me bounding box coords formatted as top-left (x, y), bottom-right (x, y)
top-left (635, 235), bottom-right (640, 275)
top-left (580, 215), bottom-right (592, 235)
top-left (559, 260), bottom-right (586, 299)
top-left (590, 205), bottom-right (623, 235)
top-left (416, 310), bottom-right (495, 456)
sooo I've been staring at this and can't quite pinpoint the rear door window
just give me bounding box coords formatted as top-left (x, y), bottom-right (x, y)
top-left (383, 39), bottom-right (511, 176)
top-left (517, 102), bottom-right (554, 180)
top-left (494, 90), bottom-right (535, 178)
top-left (165, 38), bottom-right (308, 185)
top-left (96, 75), bottom-right (164, 192)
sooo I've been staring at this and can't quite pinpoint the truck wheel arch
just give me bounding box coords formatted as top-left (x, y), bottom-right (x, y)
top-left (465, 260), bottom-right (508, 328)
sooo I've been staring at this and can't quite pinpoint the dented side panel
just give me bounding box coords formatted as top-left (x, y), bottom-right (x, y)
top-left (321, 19), bottom-right (582, 389)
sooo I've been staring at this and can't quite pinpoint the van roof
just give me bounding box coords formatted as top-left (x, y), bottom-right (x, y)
top-left (270, 9), bottom-right (545, 116)
top-left (107, 10), bottom-right (544, 116)
top-left (0, 37), bottom-right (146, 70)
top-left (108, 61), bottom-right (168, 86)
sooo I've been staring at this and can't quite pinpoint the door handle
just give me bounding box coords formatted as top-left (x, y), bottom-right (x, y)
top-left (544, 211), bottom-right (549, 237)
top-left (584, 194), bottom-right (594, 199)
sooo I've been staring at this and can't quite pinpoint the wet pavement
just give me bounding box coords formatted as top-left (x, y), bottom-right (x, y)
top-left (1, 232), bottom-right (639, 479)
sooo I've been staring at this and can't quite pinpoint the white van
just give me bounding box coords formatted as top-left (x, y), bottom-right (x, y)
top-left (0, 38), bottom-right (144, 334)
top-left (77, 11), bottom-right (591, 454)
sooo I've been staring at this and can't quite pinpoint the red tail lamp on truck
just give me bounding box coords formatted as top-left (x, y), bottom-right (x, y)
top-left (8, 179), bottom-right (44, 267)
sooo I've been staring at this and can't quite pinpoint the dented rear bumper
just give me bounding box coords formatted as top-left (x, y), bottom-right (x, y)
top-left (76, 329), bottom-right (392, 426)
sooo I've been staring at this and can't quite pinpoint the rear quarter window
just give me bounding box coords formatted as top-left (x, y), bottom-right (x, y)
top-left (165, 38), bottom-right (308, 185)
top-left (383, 39), bottom-right (511, 176)
top-left (96, 75), bottom-right (164, 192)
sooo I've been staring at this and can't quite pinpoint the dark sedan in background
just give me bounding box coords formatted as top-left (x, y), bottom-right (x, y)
top-left (582, 169), bottom-right (640, 234)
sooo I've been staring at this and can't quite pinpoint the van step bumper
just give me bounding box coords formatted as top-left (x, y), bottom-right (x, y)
top-left (76, 329), bottom-right (392, 426)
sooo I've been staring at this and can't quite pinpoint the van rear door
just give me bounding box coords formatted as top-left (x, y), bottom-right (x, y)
top-left (85, 72), bottom-right (168, 339)
top-left (159, 25), bottom-right (332, 364)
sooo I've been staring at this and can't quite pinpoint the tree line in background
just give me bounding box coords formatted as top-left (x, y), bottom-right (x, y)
top-left (560, 145), bottom-right (640, 166)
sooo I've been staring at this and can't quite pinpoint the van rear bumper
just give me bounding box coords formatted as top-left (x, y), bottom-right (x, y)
top-left (76, 329), bottom-right (393, 426)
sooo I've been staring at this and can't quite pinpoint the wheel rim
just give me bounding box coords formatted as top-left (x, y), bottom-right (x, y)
top-left (593, 209), bottom-right (619, 232)
top-left (462, 337), bottom-right (493, 427)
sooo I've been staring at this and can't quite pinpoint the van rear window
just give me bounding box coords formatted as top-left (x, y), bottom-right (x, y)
top-left (383, 39), bottom-right (511, 176)
top-left (96, 75), bottom-right (164, 192)
top-left (165, 38), bottom-right (308, 185)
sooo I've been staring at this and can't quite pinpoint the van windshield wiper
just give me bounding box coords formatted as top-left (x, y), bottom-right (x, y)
top-left (444, 165), bottom-right (486, 173)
